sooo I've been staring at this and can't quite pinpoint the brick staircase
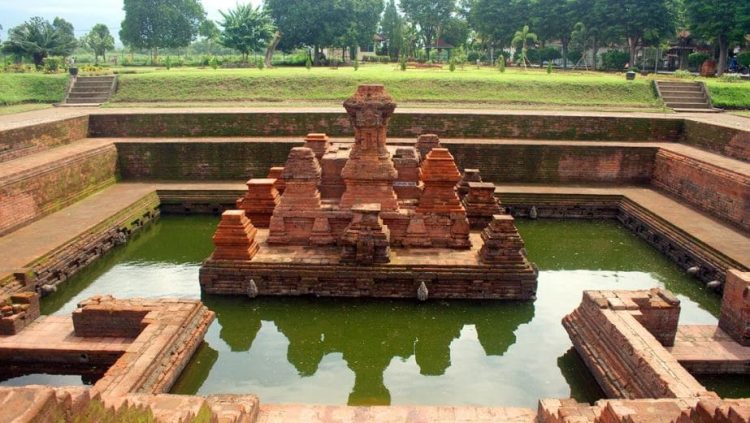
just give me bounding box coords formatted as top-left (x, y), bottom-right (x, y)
top-left (64, 75), bottom-right (116, 105)
top-left (654, 80), bottom-right (719, 112)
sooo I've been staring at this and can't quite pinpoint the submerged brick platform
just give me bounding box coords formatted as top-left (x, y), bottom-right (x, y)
top-left (0, 296), bottom-right (214, 402)
top-left (200, 230), bottom-right (538, 300)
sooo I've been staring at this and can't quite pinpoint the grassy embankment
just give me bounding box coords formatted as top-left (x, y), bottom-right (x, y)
top-left (2, 66), bottom-right (748, 111)
top-left (109, 65), bottom-right (666, 111)
top-left (0, 73), bottom-right (69, 106)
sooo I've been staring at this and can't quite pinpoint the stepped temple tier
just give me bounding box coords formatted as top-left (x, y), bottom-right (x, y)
top-left (200, 85), bottom-right (538, 300)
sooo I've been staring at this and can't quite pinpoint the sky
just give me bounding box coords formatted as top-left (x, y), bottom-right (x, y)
top-left (0, 0), bottom-right (263, 44)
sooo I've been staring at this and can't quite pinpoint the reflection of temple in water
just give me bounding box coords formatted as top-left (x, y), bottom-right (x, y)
top-left (202, 296), bottom-right (534, 405)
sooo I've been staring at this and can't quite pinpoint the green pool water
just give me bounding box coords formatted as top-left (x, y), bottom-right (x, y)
top-left (18, 216), bottom-right (745, 407)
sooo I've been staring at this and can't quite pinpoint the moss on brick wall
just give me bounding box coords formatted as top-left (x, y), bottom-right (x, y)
top-left (0, 116), bottom-right (89, 162)
top-left (682, 120), bottom-right (750, 163)
top-left (91, 113), bottom-right (683, 142)
top-left (446, 143), bottom-right (656, 184)
top-left (116, 140), bottom-right (655, 184)
top-left (0, 145), bottom-right (117, 235)
top-left (115, 141), bottom-right (300, 180)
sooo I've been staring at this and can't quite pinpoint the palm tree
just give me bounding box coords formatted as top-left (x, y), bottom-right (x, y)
top-left (512, 25), bottom-right (537, 70)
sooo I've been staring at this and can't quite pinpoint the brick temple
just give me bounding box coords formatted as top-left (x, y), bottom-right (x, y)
top-left (200, 85), bottom-right (538, 300)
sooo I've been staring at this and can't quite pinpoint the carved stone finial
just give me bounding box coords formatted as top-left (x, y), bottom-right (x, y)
top-left (417, 281), bottom-right (429, 302)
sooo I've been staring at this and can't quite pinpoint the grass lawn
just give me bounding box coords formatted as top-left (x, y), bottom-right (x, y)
top-left (110, 65), bottom-right (666, 110)
top-left (704, 81), bottom-right (750, 109)
top-left (0, 73), bottom-right (69, 106)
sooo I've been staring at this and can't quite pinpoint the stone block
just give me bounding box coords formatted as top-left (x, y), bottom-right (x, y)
top-left (212, 210), bottom-right (260, 261)
top-left (719, 269), bottom-right (750, 346)
top-left (235, 178), bottom-right (279, 228)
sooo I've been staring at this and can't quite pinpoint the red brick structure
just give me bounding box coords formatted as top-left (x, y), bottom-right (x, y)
top-left (719, 270), bottom-right (750, 346)
top-left (212, 210), bottom-right (260, 261)
top-left (463, 182), bottom-right (503, 228)
top-left (339, 85), bottom-right (400, 211)
top-left (303, 133), bottom-right (331, 159)
top-left (340, 203), bottom-right (391, 265)
top-left (479, 215), bottom-right (527, 265)
top-left (235, 178), bottom-right (279, 228)
top-left (266, 166), bottom-right (286, 195)
top-left (200, 85), bottom-right (538, 300)
top-left (457, 168), bottom-right (482, 199)
top-left (0, 292), bottom-right (39, 335)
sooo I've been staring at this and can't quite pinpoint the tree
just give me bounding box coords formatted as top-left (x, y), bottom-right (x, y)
top-left (2, 17), bottom-right (77, 67)
top-left (199, 19), bottom-right (220, 54)
top-left (534, 0), bottom-right (578, 68)
top-left (119, 0), bottom-right (205, 62)
top-left (52, 17), bottom-right (77, 56)
top-left (685, 0), bottom-right (750, 75)
top-left (219, 4), bottom-right (276, 62)
top-left (381, 0), bottom-right (404, 59)
top-left (469, 0), bottom-right (533, 62)
top-left (400, 0), bottom-right (455, 60)
top-left (84, 24), bottom-right (115, 64)
top-left (512, 24), bottom-right (537, 69)
top-left (605, 0), bottom-right (676, 67)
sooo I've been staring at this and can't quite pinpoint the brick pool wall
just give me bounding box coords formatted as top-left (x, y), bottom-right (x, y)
top-left (115, 141), bottom-right (657, 184)
top-left (652, 150), bottom-right (750, 231)
top-left (0, 144), bottom-right (117, 235)
top-left (89, 112), bottom-right (684, 141)
top-left (682, 120), bottom-right (750, 163)
top-left (0, 116), bottom-right (89, 162)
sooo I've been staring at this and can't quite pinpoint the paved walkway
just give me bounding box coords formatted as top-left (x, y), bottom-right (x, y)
top-left (0, 182), bottom-right (240, 281)
top-left (495, 185), bottom-right (750, 268)
top-left (256, 404), bottom-right (536, 423)
top-left (0, 315), bottom-right (131, 353)
top-left (1, 106), bottom-right (747, 132)
top-left (669, 325), bottom-right (750, 372)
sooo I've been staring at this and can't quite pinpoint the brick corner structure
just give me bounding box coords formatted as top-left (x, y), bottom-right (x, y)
top-left (0, 292), bottom-right (40, 335)
top-left (211, 210), bottom-right (260, 261)
top-left (719, 269), bottom-right (750, 346)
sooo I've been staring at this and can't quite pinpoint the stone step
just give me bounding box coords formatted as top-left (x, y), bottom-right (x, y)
top-left (659, 88), bottom-right (703, 95)
top-left (66, 98), bottom-right (110, 104)
top-left (68, 91), bottom-right (112, 98)
top-left (73, 82), bottom-right (112, 90)
top-left (665, 101), bottom-right (712, 109)
top-left (660, 93), bottom-right (706, 100)
top-left (672, 108), bottom-right (722, 113)
top-left (75, 76), bottom-right (115, 82)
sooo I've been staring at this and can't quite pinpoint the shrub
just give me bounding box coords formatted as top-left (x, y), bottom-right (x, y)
top-left (688, 52), bottom-right (711, 70)
top-left (400, 56), bottom-right (406, 71)
top-left (353, 59), bottom-right (359, 71)
top-left (673, 70), bottom-right (693, 79)
top-left (209, 56), bottom-right (219, 69)
top-left (601, 50), bottom-right (629, 71)
top-left (42, 56), bottom-right (66, 73)
top-left (538, 47), bottom-right (561, 64)
top-left (718, 74), bottom-right (742, 83)
top-left (305, 55), bottom-right (312, 70)
top-left (567, 50), bottom-right (583, 65)
top-left (449, 58), bottom-right (456, 72)
top-left (256, 58), bottom-right (264, 70)
top-left (737, 52), bottom-right (750, 68)
top-left (165, 56), bottom-right (172, 70)
top-left (497, 55), bottom-right (506, 73)
top-left (547, 61), bottom-right (552, 74)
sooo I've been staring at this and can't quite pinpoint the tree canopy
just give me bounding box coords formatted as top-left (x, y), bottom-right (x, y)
top-left (119, 0), bottom-right (205, 59)
top-left (84, 24), bottom-right (115, 63)
top-left (685, 0), bottom-right (750, 75)
top-left (2, 17), bottom-right (77, 67)
top-left (400, 0), bottom-right (455, 58)
top-left (219, 4), bottom-right (276, 61)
